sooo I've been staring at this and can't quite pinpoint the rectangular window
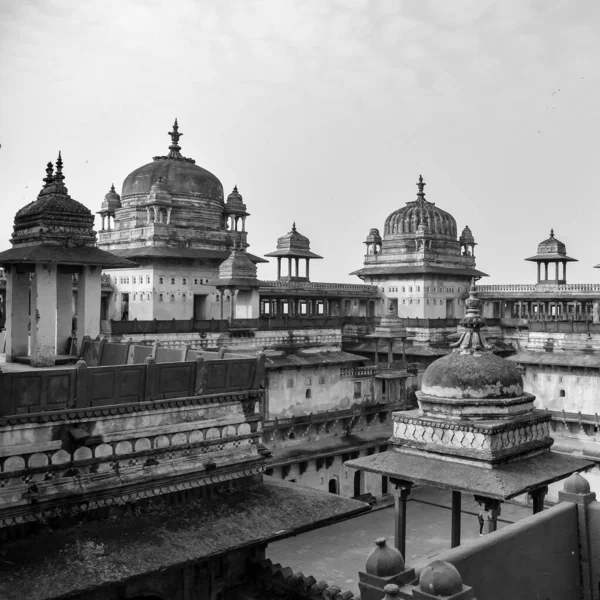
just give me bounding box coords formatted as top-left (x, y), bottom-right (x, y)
top-left (427, 299), bottom-right (430, 305)
top-left (132, 276), bottom-right (136, 284)
top-left (425, 286), bottom-right (430, 292)
top-left (147, 276), bottom-right (151, 284)
top-left (417, 286), bottom-right (420, 292)
top-left (402, 286), bottom-right (406, 292)
top-left (402, 299), bottom-right (406, 305)
top-left (354, 381), bottom-right (362, 398)
top-left (433, 286), bottom-right (437, 293)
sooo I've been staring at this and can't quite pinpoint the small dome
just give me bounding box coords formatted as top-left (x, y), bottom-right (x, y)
top-left (419, 561), bottom-right (463, 597)
top-left (218, 250), bottom-right (257, 281)
top-left (365, 228), bottom-right (382, 244)
top-left (422, 352), bottom-right (523, 400)
top-left (384, 176), bottom-right (457, 239)
top-left (563, 472), bottom-right (591, 494)
top-left (365, 538), bottom-right (405, 577)
top-left (224, 185), bottom-right (248, 215)
top-left (382, 584), bottom-right (401, 599)
top-left (12, 155), bottom-right (97, 248)
top-left (101, 184), bottom-right (121, 211)
top-left (536, 229), bottom-right (567, 256)
top-left (460, 225), bottom-right (474, 244)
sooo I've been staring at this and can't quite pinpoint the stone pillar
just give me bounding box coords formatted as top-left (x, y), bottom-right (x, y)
top-left (474, 496), bottom-right (502, 535)
top-left (56, 270), bottom-right (74, 355)
top-left (167, 207), bottom-right (172, 224)
top-left (558, 474), bottom-right (596, 600)
top-left (30, 263), bottom-right (58, 367)
top-left (391, 480), bottom-right (412, 559)
top-left (242, 216), bottom-right (246, 232)
top-left (5, 267), bottom-right (31, 361)
top-left (287, 257), bottom-right (292, 277)
top-left (100, 214), bottom-right (106, 230)
top-left (451, 490), bottom-right (461, 548)
top-left (528, 486), bottom-right (547, 514)
top-left (544, 261), bottom-right (548, 280)
top-left (537, 261), bottom-right (541, 283)
top-left (295, 257), bottom-right (300, 278)
top-left (76, 266), bottom-right (101, 349)
top-left (277, 257), bottom-right (281, 280)
top-left (306, 258), bottom-right (310, 280)
top-left (593, 301), bottom-right (600, 324)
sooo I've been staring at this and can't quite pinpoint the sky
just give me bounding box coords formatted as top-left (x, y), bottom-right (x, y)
top-left (1, 0), bottom-right (599, 284)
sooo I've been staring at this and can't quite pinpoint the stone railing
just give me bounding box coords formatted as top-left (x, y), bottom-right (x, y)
top-left (340, 365), bottom-right (376, 378)
top-left (260, 280), bottom-right (379, 293)
top-left (0, 271), bottom-right (112, 286)
top-left (479, 283), bottom-right (600, 293)
top-left (403, 317), bottom-right (460, 328)
top-left (478, 284), bottom-right (536, 292)
top-left (102, 316), bottom-right (378, 335)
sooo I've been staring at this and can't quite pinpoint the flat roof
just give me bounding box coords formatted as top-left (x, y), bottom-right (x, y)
top-left (0, 479), bottom-right (369, 600)
top-left (345, 448), bottom-right (592, 500)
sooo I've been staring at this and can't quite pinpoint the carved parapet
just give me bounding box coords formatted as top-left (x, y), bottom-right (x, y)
top-left (248, 556), bottom-right (355, 598)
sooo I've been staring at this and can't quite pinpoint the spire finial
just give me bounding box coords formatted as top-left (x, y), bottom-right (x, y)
top-left (54, 151), bottom-right (64, 184)
top-left (43, 161), bottom-right (54, 187)
top-left (167, 118), bottom-right (183, 158)
top-left (292, 221), bottom-right (297, 232)
top-left (110, 183), bottom-right (115, 192)
top-left (450, 278), bottom-right (492, 354)
top-left (416, 174), bottom-right (426, 198)
top-left (550, 228), bottom-right (554, 238)
top-left (233, 184), bottom-right (238, 193)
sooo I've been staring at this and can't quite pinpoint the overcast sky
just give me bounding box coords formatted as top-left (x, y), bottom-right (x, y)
top-left (1, 0), bottom-right (599, 284)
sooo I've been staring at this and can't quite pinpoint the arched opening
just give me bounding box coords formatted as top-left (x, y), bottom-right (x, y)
top-left (328, 478), bottom-right (338, 494)
top-left (559, 389), bottom-right (565, 397)
top-left (353, 470), bottom-right (362, 497)
top-left (305, 389), bottom-right (312, 399)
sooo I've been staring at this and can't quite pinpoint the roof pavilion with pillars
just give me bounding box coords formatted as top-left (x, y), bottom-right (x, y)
top-left (525, 228), bottom-right (578, 286)
top-left (0, 155), bottom-right (134, 367)
top-left (265, 223), bottom-right (323, 282)
top-left (346, 282), bottom-right (592, 559)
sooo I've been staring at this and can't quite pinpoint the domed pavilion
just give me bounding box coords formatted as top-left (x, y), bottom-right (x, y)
top-left (96, 120), bottom-right (266, 322)
top-left (351, 176), bottom-right (487, 319)
top-left (346, 281), bottom-right (592, 557)
top-left (0, 154), bottom-right (133, 366)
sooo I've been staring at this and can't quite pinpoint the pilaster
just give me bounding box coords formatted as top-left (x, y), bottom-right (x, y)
top-left (5, 268), bottom-right (30, 361)
top-left (30, 263), bottom-right (58, 367)
top-left (76, 265), bottom-right (101, 347)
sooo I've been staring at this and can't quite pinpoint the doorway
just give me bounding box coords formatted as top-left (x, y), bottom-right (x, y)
top-left (446, 298), bottom-right (454, 319)
top-left (353, 470), bottom-right (362, 497)
top-left (328, 477), bottom-right (339, 495)
top-left (194, 294), bottom-right (207, 320)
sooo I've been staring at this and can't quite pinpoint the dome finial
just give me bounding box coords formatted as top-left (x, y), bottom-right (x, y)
top-left (110, 183), bottom-right (115, 192)
top-left (55, 151), bottom-right (64, 184)
top-left (450, 278), bottom-right (492, 354)
top-left (416, 174), bottom-right (426, 198)
top-left (292, 221), bottom-right (297, 232)
top-left (550, 228), bottom-right (554, 238)
top-left (43, 161), bottom-right (54, 187)
top-left (233, 184), bottom-right (238, 193)
top-left (167, 118), bottom-right (183, 159)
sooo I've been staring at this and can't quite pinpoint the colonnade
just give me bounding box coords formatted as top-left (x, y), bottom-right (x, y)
top-left (276, 257), bottom-right (310, 280)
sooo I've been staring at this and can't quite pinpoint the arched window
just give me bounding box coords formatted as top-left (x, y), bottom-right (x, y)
top-left (170, 294), bottom-right (175, 302)
top-left (182, 294), bottom-right (187, 301)
top-left (305, 377), bottom-right (312, 385)
top-left (306, 389), bottom-right (312, 399)
top-left (287, 379), bottom-right (293, 388)
top-left (182, 278), bottom-right (187, 285)
top-left (159, 294), bottom-right (163, 302)
top-left (133, 293), bottom-right (137, 301)
top-left (319, 376), bottom-right (325, 384)
top-left (170, 277), bottom-right (175, 285)
top-left (140, 292), bottom-right (144, 301)
top-left (159, 277), bottom-right (164, 285)
top-left (559, 389), bottom-right (565, 397)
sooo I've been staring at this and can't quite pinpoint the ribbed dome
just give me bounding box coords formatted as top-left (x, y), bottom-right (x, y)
top-left (419, 561), bottom-right (463, 597)
top-left (101, 184), bottom-right (121, 211)
top-left (121, 119), bottom-right (224, 203)
top-left (224, 185), bottom-right (248, 215)
top-left (365, 538), bottom-right (405, 577)
top-left (459, 225), bottom-right (474, 244)
top-left (384, 176), bottom-right (457, 238)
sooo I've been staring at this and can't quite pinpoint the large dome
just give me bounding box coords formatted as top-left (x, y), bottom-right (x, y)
top-left (121, 119), bottom-right (224, 203)
top-left (383, 176), bottom-right (457, 238)
top-left (122, 158), bottom-right (223, 201)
